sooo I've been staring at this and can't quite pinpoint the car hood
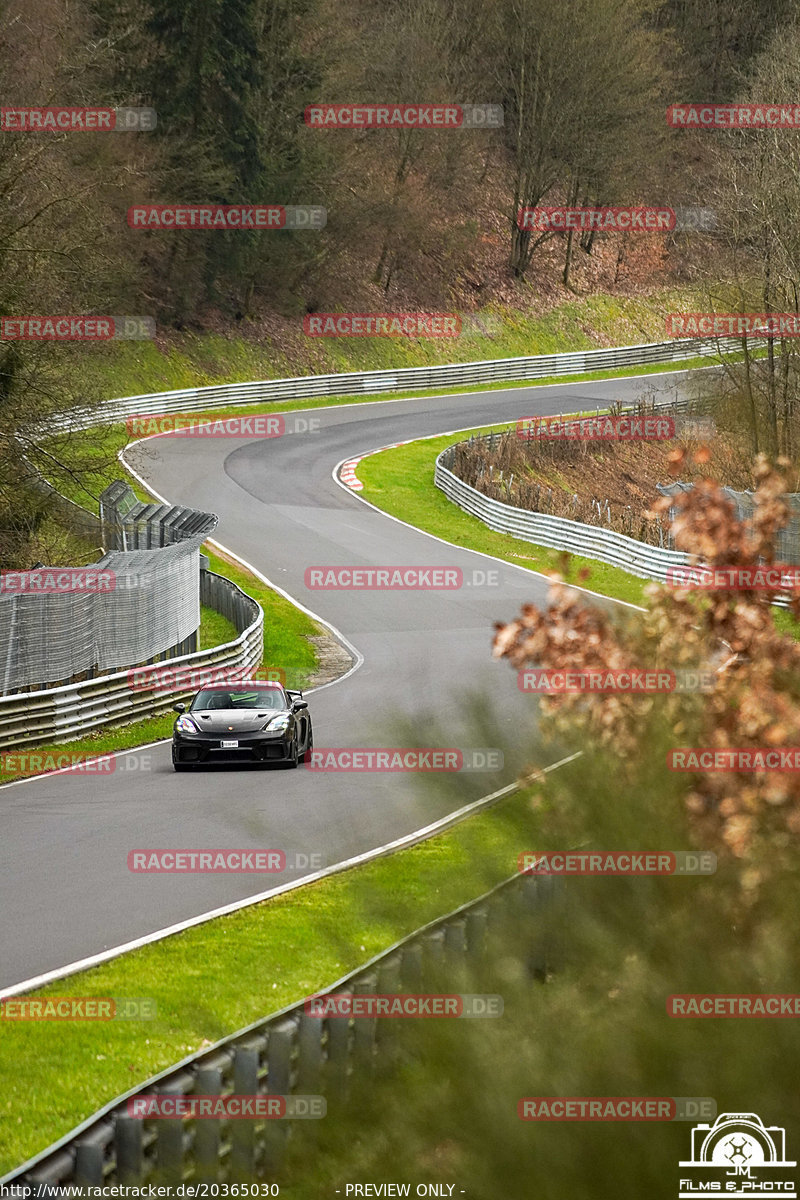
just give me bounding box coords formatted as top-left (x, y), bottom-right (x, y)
top-left (188, 708), bottom-right (289, 734)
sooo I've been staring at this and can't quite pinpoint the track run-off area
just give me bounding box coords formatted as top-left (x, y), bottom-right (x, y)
top-left (0, 367), bottom-right (700, 992)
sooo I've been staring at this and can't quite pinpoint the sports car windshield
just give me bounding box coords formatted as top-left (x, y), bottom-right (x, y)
top-left (191, 688), bottom-right (287, 711)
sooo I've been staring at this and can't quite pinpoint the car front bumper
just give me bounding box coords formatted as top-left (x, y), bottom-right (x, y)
top-left (172, 730), bottom-right (294, 765)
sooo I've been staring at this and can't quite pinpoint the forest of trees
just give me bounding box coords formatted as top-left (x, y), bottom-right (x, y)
top-left (3, 0), bottom-right (800, 560)
top-left (2, 0), bottom-right (797, 324)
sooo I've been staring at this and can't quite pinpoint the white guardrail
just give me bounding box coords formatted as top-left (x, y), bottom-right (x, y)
top-left (5, 335), bottom-right (731, 750)
top-left (57, 335), bottom-right (737, 430)
top-left (435, 448), bottom-right (690, 582)
top-left (434, 412), bottom-right (793, 606)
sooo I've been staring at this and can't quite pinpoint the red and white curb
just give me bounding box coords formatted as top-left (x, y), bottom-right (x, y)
top-left (338, 440), bottom-right (414, 491)
top-left (339, 457), bottom-right (364, 490)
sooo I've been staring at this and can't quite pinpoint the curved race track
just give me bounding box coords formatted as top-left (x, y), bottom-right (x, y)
top-left (0, 369), bottom-right (699, 990)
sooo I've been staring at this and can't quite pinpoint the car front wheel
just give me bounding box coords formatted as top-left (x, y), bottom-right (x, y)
top-left (284, 735), bottom-right (299, 769)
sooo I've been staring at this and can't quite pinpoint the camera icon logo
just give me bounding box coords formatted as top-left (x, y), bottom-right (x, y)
top-left (679, 1113), bottom-right (796, 1197)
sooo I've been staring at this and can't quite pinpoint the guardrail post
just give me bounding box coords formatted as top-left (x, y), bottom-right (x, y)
top-left (114, 1113), bottom-right (144, 1184)
top-left (375, 954), bottom-right (402, 1058)
top-left (444, 918), bottom-right (467, 960)
top-left (154, 1083), bottom-right (186, 1184)
top-left (352, 973), bottom-right (378, 1071)
top-left (541, 874), bottom-right (566, 976)
top-left (465, 906), bottom-right (488, 966)
top-left (230, 1038), bottom-right (263, 1182)
top-left (400, 943), bottom-right (423, 991)
top-left (324, 1008), bottom-right (351, 1102)
top-left (522, 873), bottom-right (547, 981)
top-left (421, 928), bottom-right (446, 988)
top-left (193, 1060), bottom-right (225, 1183)
top-left (443, 918), bottom-right (468, 991)
top-left (74, 1137), bottom-right (105, 1185)
top-left (263, 1019), bottom-right (295, 1175)
top-left (297, 1011), bottom-right (323, 1093)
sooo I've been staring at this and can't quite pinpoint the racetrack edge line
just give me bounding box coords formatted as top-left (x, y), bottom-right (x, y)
top-left (0, 752), bottom-right (581, 998)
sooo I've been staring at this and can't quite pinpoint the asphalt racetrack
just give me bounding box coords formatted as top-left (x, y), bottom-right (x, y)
top-left (0, 369), bottom-right (700, 990)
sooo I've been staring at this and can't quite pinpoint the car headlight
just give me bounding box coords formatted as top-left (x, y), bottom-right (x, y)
top-left (175, 715), bottom-right (200, 734)
top-left (264, 713), bottom-right (290, 732)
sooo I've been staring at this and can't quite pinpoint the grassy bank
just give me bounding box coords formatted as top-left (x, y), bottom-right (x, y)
top-left (357, 426), bottom-right (650, 609)
top-left (356, 426), bottom-right (800, 635)
top-left (63, 290), bottom-right (703, 404)
top-left (0, 774), bottom-right (550, 1172)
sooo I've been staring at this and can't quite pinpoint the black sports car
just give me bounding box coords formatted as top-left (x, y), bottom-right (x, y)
top-left (171, 681), bottom-right (313, 770)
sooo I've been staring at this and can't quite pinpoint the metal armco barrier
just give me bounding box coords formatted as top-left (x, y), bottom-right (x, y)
top-left (435, 403), bottom-right (692, 583)
top-left (435, 404), bottom-right (796, 608)
top-left (53, 336), bottom-right (736, 431)
top-left (436, 451), bottom-right (690, 580)
top-left (8, 336), bottom-right (728, 741)
top-left (1, 870), bottom-right (561, 1187)
top-left (0, 569), bottom-right (262, 750)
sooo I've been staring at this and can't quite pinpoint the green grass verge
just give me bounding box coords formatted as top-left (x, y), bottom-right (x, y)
top-left (198, 602), bottom-right (238, 651)
top-left (356, 425), bottom-right (650, 609)
top-left (203, 547), bottom-right (319, 690)
top-left (356, 422), bottom-right (800, 635)
top-left (0, 777), bottom-right (548, 1173)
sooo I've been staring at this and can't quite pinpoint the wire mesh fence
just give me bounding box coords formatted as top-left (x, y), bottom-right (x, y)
top-left (0, 483), bottom-right (217, 695)
top-left (656, 482), bottom-right (800, 560)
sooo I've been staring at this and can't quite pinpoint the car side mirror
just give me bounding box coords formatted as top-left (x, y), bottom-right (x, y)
top-left (292, 700), bottom-right (308, 711)
top-left (173, 702), bottom-right (186, 713)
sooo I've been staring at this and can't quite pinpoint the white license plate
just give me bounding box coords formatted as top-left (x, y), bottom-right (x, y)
top-left (221, 739), bottom-right (239, 749)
